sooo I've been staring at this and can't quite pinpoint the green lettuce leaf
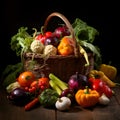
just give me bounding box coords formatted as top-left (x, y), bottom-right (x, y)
top-left (72, 18), bottom-right (102, 68)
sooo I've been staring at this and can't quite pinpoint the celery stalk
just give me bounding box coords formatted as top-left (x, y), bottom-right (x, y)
top-left (49, 73), bottom-right (68, 91)
top-left (49, 80), bottom-right (62, 95)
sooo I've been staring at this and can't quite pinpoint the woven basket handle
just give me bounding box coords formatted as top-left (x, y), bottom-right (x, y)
top-left (43, 12), bottom-right (79, 57)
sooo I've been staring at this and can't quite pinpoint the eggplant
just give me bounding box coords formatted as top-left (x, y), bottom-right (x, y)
top-left (7, 88), bottom-right (31, 106)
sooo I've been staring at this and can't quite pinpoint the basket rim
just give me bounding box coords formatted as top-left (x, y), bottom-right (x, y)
top-left (23, 52), bottom-right (93, 59)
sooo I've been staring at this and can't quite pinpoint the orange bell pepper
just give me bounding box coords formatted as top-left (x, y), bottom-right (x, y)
top-left (57, 36), bottom-right (74, 56)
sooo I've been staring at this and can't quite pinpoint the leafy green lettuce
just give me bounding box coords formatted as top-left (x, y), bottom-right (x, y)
top-left (72, 18), bottom-right (102, 68)
top-left (10, 27), bottom-right (34, 57)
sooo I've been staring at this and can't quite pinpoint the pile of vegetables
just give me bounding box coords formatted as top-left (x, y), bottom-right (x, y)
top-left (5, 66), bottom-right (120, 111)
top-left (1, 15), bottom-right (120, 111)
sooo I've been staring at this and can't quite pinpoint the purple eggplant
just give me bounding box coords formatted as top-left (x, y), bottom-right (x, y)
top-left (7, 88), bottom-right (31, 106)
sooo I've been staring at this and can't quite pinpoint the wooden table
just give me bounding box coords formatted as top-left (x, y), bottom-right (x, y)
top-left (0, 76), bottom-right (120, 120)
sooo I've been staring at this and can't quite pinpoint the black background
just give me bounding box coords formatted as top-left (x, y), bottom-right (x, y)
top-left (1, 0), bottom-right (120, 77)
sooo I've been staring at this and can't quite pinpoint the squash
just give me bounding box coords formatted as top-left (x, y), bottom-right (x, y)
top-left (75, 86), bottom-right (100, 107)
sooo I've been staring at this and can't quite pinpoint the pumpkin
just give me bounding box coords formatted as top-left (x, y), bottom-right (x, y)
top-left (75, 86), bottom-right (100, 107)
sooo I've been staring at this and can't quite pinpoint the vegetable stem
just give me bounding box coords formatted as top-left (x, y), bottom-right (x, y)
top-left (84, 86), bottom-right (89, 94)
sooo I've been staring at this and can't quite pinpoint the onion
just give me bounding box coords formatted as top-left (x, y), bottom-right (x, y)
top-left (68, 79), bottom-right (79, 90)
top-left (68, 72), bottom-right (89, 91)
top-left (54, 25), bottom-right (70, 39)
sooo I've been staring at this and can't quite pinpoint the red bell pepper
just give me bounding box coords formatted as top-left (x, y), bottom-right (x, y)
top-left (89, 78), bottom-right (113, 98)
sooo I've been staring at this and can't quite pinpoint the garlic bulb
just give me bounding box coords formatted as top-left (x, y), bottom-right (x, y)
top-left (55, 97), bottom-right (71, 111)
top-left (99, 93), bottom-right (110, 105)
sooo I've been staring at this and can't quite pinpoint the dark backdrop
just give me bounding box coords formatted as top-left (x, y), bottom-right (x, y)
top-left (1, 0), bottom-right (119, 77)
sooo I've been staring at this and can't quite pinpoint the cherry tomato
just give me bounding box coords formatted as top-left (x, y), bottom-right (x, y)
top-left (28, 77), bottom-right (50, 94)
top-left (38, 77), bottom-right (50, 90)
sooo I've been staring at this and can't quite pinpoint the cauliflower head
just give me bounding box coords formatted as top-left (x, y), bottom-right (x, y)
top-left (30, 40), bottom-right (44, 53)
top-left (43, 45), bottom-right (57, 56)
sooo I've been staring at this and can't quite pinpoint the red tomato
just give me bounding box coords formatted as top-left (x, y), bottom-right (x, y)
top-left (45, 31), bottom-right (53, 38)
top-left (28, 77), bottom-right (50, 93)
top-left (17, 71), bottom-right (35, 87)
top-left (35, 31), bottom-right (53, 44)
top-left (35, 34), bottom-right (43, 40)
top-left (30, 80), bottom-right (38, 87)
top-left (35, 34), bottom-right (46, 44)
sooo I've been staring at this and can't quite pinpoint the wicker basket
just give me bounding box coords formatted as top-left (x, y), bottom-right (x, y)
top-left (23, 12), bottom-right (94, 82)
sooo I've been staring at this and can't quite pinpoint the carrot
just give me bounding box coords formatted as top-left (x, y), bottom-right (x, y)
top-left (24, 97), bottom-right (39, 111)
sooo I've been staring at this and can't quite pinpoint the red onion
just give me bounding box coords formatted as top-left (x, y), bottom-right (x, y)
top-left (68, 72), bottom-right (89, 92)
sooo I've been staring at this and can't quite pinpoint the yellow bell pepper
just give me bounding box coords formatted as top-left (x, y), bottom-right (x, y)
top-left (88, 69), bottom-right (119, 87)
top-left (99, 64), bottom-right (117, 80)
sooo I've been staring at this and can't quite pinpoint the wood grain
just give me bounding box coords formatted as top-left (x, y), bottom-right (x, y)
top-left (0, 79), bottom-right (120, 120)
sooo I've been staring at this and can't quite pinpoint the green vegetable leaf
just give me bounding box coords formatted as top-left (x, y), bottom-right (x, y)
top-left (72, 18), bottom-right (99, 43)
top-left (1, 62), bottom-right (23, 87)
top-left (10, 27), bottom-right (34, 57)
top-left (72, 18), bottom-right (102, 68)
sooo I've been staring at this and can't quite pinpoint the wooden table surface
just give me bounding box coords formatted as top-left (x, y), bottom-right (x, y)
top-left (0, 76), bottom-right (120, 120)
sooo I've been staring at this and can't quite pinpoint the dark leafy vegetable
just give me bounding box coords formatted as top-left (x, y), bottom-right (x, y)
top-left (72, 18), bottom-right (99, 44)
top-left (1, 62), bottom-right (23, 87)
